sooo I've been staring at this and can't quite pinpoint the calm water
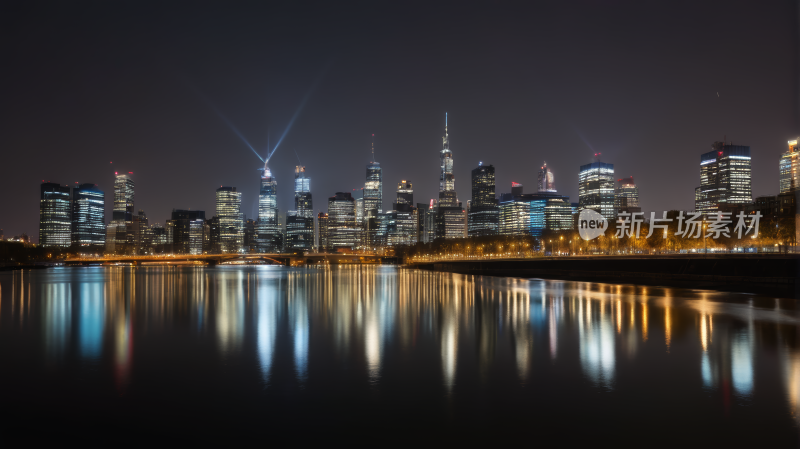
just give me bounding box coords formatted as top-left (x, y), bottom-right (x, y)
top-left (1, 266), bottom-right (799, 445)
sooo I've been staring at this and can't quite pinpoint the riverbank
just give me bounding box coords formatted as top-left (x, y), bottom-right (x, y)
top-left (410, 255), bottom-right (799, 298)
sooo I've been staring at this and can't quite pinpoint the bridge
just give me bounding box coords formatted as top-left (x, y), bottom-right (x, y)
top-left (64, 253), bottom-right (399, 267)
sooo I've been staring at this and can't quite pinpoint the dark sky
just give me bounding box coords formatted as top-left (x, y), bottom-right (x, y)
top-left (2, 0), bottom-right (798, 240)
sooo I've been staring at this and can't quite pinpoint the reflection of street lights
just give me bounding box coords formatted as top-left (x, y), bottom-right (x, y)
top-left (559, 236), bottom-right (563, 255)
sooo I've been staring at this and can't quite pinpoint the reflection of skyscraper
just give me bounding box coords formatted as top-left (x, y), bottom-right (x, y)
top-left (257, 275), bottom-right (282, 383)
top-left (71, 183), bottom-right (105, 248)
top-left (538, 162), bottom-right (556, 192)
top-left (43, 282), bottom-right (71, 362)
top-left (779, 138), bottom-right (799, 193)
top-left (578, 297), bottom-right (616, 388)
top-left (469, 163), bottom-right (499, 237)
top-left (78, 281), bottom-right (104, 359)
top-left (39, 182), bottom-right (71, 247)
top-left (578, 156), bottom-right (615, 221)
top-left (216, 186), bottom-right (243, 253)
top-left (257, 164), bottom-right (281, 253)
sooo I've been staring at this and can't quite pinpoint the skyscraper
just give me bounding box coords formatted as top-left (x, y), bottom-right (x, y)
top-left (257, 163), bottom-right (281, 252)
top-left (286, 165), bottom-right (315, 252)
top-left (468, 163), bottom-right (499, 237)
top-left (107, 172), bottom-right (135, 254)
top-left (169, 209), bottom-right (206, 254)
top-left (695, 141), bottom-right (752, 216)
top-left (71, 183), bottom-right (105, 248)
top-left (317, 212), bottom-right (329, 252)
top-left (389, 180), bottom-right (417, 246)
top-left (615, 176), bottom-right (641, 214)
top-left (578, 156), bottom-right (615, 221)
top-left (327, 192), bottom-right (358, 251)
top-left (780, 138), bottom-right (799, 193)
top-left (436, 114), bottom-right (466, 239)
top-left (216, 186), bottom-right (243, 253)
top-left (364, 138), bottom-right (382, 216)
top-left (538, 162), bottom-right (556, 192)
top-left (39, 182), bottom-right (71, 247)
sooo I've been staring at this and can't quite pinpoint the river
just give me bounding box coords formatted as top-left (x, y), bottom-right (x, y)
top-left (0, 265), bottom-right (797, 445)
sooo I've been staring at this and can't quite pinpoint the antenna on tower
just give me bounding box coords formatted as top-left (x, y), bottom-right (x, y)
top-left (371, 133), bottom-right (375, 163)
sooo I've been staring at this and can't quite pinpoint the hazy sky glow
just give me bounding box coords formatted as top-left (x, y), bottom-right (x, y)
top-left (2, 1), bottom-right (798, 240)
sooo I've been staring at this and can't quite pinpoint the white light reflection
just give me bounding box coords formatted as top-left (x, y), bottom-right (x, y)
top-left (257, 273), bottom-right (281, 384)
top-left (43, 282), bottom-right (71, 363)
top-left (578, 298), bottom-right (615, 389)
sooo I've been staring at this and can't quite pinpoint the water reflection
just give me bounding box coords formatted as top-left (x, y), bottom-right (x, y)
top-left (1, 266), bottom-right (799, 435)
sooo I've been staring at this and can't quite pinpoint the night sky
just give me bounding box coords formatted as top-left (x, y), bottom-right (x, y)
top-left (2, 1), bottom-right (798, 241)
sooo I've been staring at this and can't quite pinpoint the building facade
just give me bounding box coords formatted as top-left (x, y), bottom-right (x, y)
top-left (216, 186), bottom-right (243, 253)
top-left (469, 163), bottom-right (499, 237)
top-left (71, 183), bottom-right (105, 248)
top-left (286, 166), bottom-right (315, 252)
top-left (327, 192), bottom-right (358, 251)
top-left (257, 164), bottom-right (281, 253)
top-left (39, 182), bottom-right (71, 247)
top-left (106, 172), bottom-right (135, 254)
top-left (436, 115), bottom-right (466, 239)
top-left (695, 141), bottom-right (753, 217)
top-left (578, 158), bottom-right (615, 221)
top-left (615, 176), bottom-right (642, 214)
top-left (780, 138), bottom-right (799, 193)
top-left (538, 162), bottom-right (556, 192)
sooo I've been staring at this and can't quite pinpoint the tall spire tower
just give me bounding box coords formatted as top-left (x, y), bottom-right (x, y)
top-left (257, 161), bottom-right (280, 252)
top-left (438, 113), bottom-right (457, 207)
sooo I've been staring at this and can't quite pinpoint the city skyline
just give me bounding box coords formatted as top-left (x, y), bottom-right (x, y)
top-left (2, 1), bottom-right (798, 239)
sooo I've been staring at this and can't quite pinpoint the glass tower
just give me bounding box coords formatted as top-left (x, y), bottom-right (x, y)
top-left (39, 182), bottom-right (71, 247)
top-left (71, 183), bottom-right (105, 248)
top-left (389, 180), bottom-right (417, 246)
top-left (327, 192), bottom-right (358, 251)
top-left (578, 158), bottom-right (615, 221)
top-left (286, 166), bottom-right (315, 252)
top-left (257, 164), bottom-right (280, 252)
top-left (779, 138), bottom-right (799, 193)
top-left (538, 162), bottom-right (556, 192)
top-left (364, 161), bottom-right (382, 216)
top-left (436, 114), bottom-right (466, 239)
top-left (216, 186), bottom-right (243, 253)
top-left (468, 163), bottom-right (499, 237)
top-left (695, 142), bottom-right (752, 216)
top-left (106, 172), bottom-right (135, 254)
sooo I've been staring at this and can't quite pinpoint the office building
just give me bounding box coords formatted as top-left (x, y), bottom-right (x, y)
top-left (695, 141), bottom-right (752, 216)
top-left (436, 114), bottom-right (466, 238)
top-left (780, 138), bottom-right (799, 193)
top-left (327, 192), bottom-right (358, 251)
top-left (499, 198), bottom-right (530, 236)
top-left (39, 182), bottom-right (71, 247)
top-left (132, 209), bottom-right (152, 255)
top-left (257, 164), bottom-right (281, 253)
top-left (317, 212), bottom-right (329, 252)
top-left (389, 180), bottom-right (417, 246)
top-left (469, 163), bottom-right (499, 237)
top-left (216, 186), bottom-right (243, 253)
top-left (169, 210), bottom-right (207, 254)
top-left (106, 172), bottom-right (135, 254)
top-left (286, 166), bottom-right (314, 252)
top-left (71, 183), bottom-right (105, 248)
top-left (423, 200), bottom-right (438, 243)
top-left (538, 162), bottom-right (556, 192)
top-left (578, 156), bottom-right (615, 221)
top-left (615, 176), bottom-right (642, 214)
top-left (364, 161), bottom-right (382, 216)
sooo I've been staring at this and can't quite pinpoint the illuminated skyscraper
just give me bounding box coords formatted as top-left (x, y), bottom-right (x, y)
top-left (436, 114), bottom-right (466, 238)
top-left (286, 166), bottom-right (315, 252)
top-left (257, 163), bottom-right (281, 252)
top-left (39, 182), bottom-right (71, 247)
top-left (106, 172), bottom-right (135, 254)
top-left (317, 212), bottom-right (329, 252)
top-left (780, 138), bottom-right (799, 193)
top-left (695, 141), bottom-right (752, 216)
top-left (578, 156), bottom-right (615, 221)
top-left (469, 163), bottom-right (499, 237)
top-left (364, 138), bottom-right (382, 216)
top-left (499, 198), bottom-right (530, 236)
top-left (216, 186), bottom-right (243, 253)
top-left (71, 183), bottom-right (105, 248)
top-left (169, 209), bottom-right (206, 254)
top-left (327, 192), bottom-right (358, 251)
top-left (538, 162), bottom-right (556, 192)
top-left (389, 180), bottom-right (417, 246)
top-left (615, 176), bottom-right (641, 214)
